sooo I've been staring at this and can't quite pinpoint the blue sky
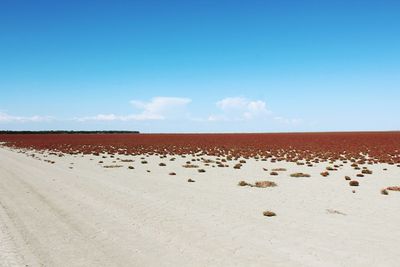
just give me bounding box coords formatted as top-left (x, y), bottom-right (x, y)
top-left (0, 0), bottom-right (399, 132)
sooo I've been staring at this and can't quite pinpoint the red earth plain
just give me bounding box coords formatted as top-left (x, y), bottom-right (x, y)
top-left (0, 132), bottom-right (400, 164)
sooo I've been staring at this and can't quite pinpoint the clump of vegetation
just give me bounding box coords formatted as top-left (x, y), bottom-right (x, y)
top-left (356, 174), bottom-right (364, 177)
top-left (169, 172), bottom-right (176, 175)
top-left (187, 178), bottom-right (195, 183)
top-left (381, 189), bottom-right (389, 195)
top-left (349, 180), bottom-right (359, 186)
top-left (320, 171), bottom-right (329, 177)
top-left (386, 186), bottom-right (400, 191)
top-left (141, 160), bottom-right (148, 164)
top-left (182, 164), bottom-right (199, 168)
top-left (128, 166), bottom-right (134, 169)
top-left (290, 173), bottom-right (311, 178)
top-left (198, 169), bottom-right (206, 173)
top-left (263, 211), bottom-right (276, 217)
top-left (238, 180), bottom-right (251, 186)
top-left (270, 171), bottom-right (279, 176)
top-left (361, 169), bottom-right (373, 174)
top-left (272, 168), bottom-right (287, 172)
top-left (120, 159), bottom-right (134, 162)
top-left (255, 181), bottom-right (277, 188)
top-left (239, 160), bottom-right (246, 163)
top-left (233, 163), bottom-right (242, 169)
top-left (103, 165), bottom-right (123, 168)
top-left (344, 176), bottom-right (351, 180)
top-left (159, 163), bottom-right (166, 166)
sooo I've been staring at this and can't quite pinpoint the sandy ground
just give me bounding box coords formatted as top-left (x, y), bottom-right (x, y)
top-left (1, 146), bottom-right (400, 267)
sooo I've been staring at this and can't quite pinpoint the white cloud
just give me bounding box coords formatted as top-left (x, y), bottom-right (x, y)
top-left (76, 97), bottom-right (192, 122)
top-left (210, 97), bottom-right (270, 121)
top-left (131, 97), bottom-right (191, 120)
top-left (0, 112), bottom-right (53, 123)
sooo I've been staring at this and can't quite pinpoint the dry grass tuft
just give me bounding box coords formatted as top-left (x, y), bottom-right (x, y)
top-left (361, 169), bottom-right (373, 174)
top-left (233, 163), bottom-right (242, 169)
top-left (141, 160), bottom-right (148, 164)
top-left (344, 176), bottom-right (351, 180)
top-left (356, 174), bottom-right (364, 177)
top-left (187, 178), bottom-right (195, 183)
top-left (103, 165), bottom-right (123, 168)
top-left (159, 163), bottom-right (166, 166)
top-left (182, 164), bottom-right (199, 168)
top-left (386, 186), bottom-right (400, 191)
top-left (270, 171), bottom-right (279, 176)
top-left (255, 181), bottom-right (277, 188)
top-left (238, 180), bottom-right (251, 186)
top-left (120, 159), bottom-right (134, 162)
top-left (349, 180), bottom-right (359, 186)
top-left (381, 189), bottom-right (389, 195)
top-left (290, 173), bottom-right (311, 178)
top-left (169, 172), bottom-right (176, 175)
top-left (128, 166), bottom-right (134, 169)
top-left (272, 168), bottom-right (287, 172)
top-left (320, 171), bottom-right (329, 177)
top-left (263, 211), bottom-right (276, 217)
top-left (198, 169), bottom-right (206, 173)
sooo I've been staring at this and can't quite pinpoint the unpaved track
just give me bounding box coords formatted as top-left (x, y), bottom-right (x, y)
top-left (0, 148), bottom-right (293, 267)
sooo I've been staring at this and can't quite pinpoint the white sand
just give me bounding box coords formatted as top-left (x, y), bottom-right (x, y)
top-left (1, 146), bottom-right (400, 267)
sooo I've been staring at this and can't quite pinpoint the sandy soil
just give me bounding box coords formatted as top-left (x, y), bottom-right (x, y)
top-left (0, 146), bottom-right (400, 267)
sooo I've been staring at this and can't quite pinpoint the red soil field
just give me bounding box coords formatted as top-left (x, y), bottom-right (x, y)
top-left (1, 132), bottom-right (400, 163)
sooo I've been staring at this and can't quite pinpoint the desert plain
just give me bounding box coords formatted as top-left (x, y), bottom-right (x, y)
top-left (0, 132), bottom-right (400, 267)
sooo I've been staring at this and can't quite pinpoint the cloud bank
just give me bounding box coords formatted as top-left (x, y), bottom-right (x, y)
top-left (76, 97), bottom-right (191, 122)
top-left (0, 112), bottom-right (53, 123)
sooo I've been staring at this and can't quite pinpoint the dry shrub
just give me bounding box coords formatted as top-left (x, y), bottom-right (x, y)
top-left (128, 166), bottom-right (134, 169)
top-left (169, 172), bottom-right (176, 175)
top-left (270, 171), bottom-right (279, 176)
top-left (198, 169), bottom-right (206, 173)
top-left (262, 168), bottom-right (268, 171)
top-left (103, 165), bottom-right (123, 168)
top-left (344, 176), bottom-right (351, 180)
top-left (182, 164), bottom-right (199, 168)
top-left (361, 169), bottom-right (373, 174)
top-left (290, 173), bottom-right (311, 178)
top-left (233, 163), bottom-right (242, 169)
top-left (141, 160), bottom-right (148, 164)
top-left (381, 189), bottom-right (389, 195)
top-left (356, 174), bottom-right (364, 177)
top-left (263, 211), bottom-right (276, 217)
top-left (238, 180), bottom-right (251, 186)
top-left (320, 171), bottom-right (329, 177)
top-left (239, 160), bottom-right (246, 163)
top-left (187, 178), bottom-right (195, 183)
top-left (121, 159), bottom-right (134, 162)
top-left (386, 186), bottom-right (400, 191)
top-left (349, 180), bottom-right (359, 186)
top-left (159, 163), bottom-right (166, 166)
top-left (272, 168), bottom-right (287, 172)
top-left (255, 181), bottom-right (277, 188)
